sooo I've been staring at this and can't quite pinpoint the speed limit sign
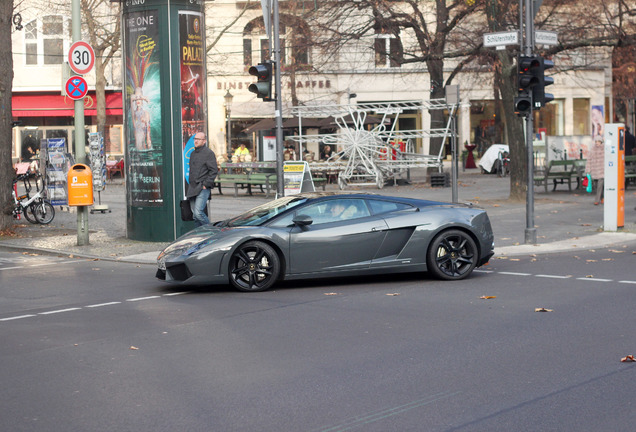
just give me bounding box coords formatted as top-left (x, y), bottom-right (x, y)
top-left (68, 41), bottom-right (95, 75)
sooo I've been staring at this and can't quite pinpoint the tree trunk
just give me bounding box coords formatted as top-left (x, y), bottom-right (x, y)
top-left (0, 1), bottom-right (15, 230)
top-left (495, 52), bottom-right (526, 201)
top-left (95, 54), bottom-right (107, 139)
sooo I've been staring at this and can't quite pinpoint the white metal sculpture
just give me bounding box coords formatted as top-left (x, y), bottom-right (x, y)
top-left (289, 99), bottom-right (459, 189)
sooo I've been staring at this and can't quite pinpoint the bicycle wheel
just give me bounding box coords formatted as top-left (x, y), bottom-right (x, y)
top-left (24, 204), bottom-right (39, 224)
top-left (34, 200), bottom-right (55, 224)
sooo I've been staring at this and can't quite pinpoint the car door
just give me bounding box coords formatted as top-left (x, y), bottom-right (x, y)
top-left (288, 198), bottom-right (388, 275)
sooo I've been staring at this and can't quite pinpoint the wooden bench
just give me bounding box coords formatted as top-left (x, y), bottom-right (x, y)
top-left (534, 159), bottom-right (582, 192)
top-left (626, 155), bottom-right (636, 188)
top-left (214, 162), bottom-right (328, 197)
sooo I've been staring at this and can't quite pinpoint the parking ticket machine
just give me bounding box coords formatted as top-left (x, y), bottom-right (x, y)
top-left (603, 124), bottom-right (625, 231)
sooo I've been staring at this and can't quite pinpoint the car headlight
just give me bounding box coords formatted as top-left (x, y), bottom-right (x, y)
top-left (157, 251), bottom-right (167, 271)
top-left (184, 238), bottom-right (218, 256)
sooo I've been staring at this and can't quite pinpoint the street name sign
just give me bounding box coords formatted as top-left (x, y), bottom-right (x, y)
top-left (483, 31), bottom-right (519, 48)
top-left (535, 30), bottom-right (558, 46)
top-left (68, 41), bottom-right (95, 75)
top-left (65, 76), bottom-right (89, 100)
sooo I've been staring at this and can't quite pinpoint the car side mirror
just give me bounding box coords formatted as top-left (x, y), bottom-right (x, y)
top-left (292, 214), bottom-right (313, 226)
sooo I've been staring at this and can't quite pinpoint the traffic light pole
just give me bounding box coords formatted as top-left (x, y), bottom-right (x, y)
top-left (522, 0), bottom-right (537, 244)
top-left (272, 0), bottom-right (284, 197)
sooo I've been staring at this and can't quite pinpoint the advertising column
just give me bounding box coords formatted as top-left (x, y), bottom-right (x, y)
top-left (122, 0), bottom-right (205, 241)
top-left (603, 124), bottom-right (625, 231)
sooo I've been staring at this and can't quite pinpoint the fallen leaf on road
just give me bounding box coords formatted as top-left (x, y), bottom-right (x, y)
top-left (602, 258), bottom-right (613, 261)
top-left (585, 275), bottom-right (594, 278)
top-left (480, 296), bottom-right (496, 299)
top-left (509, 258), bottom-right (520, 261)
top-left (586, 259), bottom-right (597, 262)
top-left (621, 355), bottom-right (636, 362)
top-left (130, 346), bottom-right (139, 350)
top-left (608, 249), bottom-right (625, 253)
top-left (386, 293), bottom-right (400, 296)
top-left (324, 293), bottom-right (340, 296)
top-left (535, 307), bottom-right (553, 312)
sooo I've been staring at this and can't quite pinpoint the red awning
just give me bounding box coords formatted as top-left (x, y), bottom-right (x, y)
top-left (12, 92), bottom-right (123, 117)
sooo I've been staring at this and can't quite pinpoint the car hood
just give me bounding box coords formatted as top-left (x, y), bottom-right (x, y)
top-left (159, 224), bottom-right (249, 258)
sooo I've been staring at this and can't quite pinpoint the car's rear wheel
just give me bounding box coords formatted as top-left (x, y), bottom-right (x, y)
top-left (229, 241), bottom-right (280, 292)
top-left (427, 230), bottom-right (478, 280)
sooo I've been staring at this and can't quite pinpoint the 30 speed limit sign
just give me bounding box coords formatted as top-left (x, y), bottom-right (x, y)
top-left (68, 41), bottom-right (95, 75)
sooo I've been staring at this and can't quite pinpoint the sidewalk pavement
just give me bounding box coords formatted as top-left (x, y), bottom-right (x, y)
top-left (2, 166), bottom-right (635, 265)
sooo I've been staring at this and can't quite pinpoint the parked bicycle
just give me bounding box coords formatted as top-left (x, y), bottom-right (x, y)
top-left (9, 173), bottom-right (55, 224)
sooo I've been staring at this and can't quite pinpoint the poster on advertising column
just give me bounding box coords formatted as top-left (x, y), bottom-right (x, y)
top-left (179, 11), bottom-right (207, 196)
top-left (123, 9), bottom-right (164, 206)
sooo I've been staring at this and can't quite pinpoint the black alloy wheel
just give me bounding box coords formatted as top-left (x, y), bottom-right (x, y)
top-left (427, 229), bottom-right (478, 280)
top-left (229, 241), bottom-right (280, 292)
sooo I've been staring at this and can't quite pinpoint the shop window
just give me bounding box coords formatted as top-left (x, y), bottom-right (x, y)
top-left (573, 98), bottom-right (590, 136)
top-left (534, 99), bottom-right (564, 136)
top-left (23, 15), bottom-right (66, 66)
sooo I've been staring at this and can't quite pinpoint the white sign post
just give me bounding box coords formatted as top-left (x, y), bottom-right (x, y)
top-left (68, 41), bottom-right (95, 75)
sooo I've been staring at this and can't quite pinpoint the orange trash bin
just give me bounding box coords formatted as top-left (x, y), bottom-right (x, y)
top-left (67, 164), bottom-right (94, 206)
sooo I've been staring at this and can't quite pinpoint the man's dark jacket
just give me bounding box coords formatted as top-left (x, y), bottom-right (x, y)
top-left (186, 146), bottom-right (218, 198)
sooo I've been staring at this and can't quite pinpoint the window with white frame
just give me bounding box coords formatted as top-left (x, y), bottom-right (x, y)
top-left (374, 26), bottom-right (402, 68)
top-left (242, 16), bottom-right (310, 71)
top-left (23, 15), bottom-right (66, 66)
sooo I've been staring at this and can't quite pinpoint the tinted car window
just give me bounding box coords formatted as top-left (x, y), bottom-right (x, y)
top-left (294, 198), bottom-right (371, 225)
top-left (367, 199), bottom-right (414, 215)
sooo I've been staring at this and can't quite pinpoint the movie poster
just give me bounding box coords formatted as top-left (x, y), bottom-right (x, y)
top-left (179, 11), bottom-right (207, 195)
top-left (124, 9), bottom-right (163, 206)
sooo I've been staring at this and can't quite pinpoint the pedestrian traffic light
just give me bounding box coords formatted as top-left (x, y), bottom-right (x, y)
top-left (248, 62), bottom-right (273, 102)
top-left (532, 57), bottom-right (554, 109)
top-left (514, 55), bottom-right (540, 116)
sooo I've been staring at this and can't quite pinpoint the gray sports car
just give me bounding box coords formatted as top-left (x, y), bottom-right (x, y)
top-left (156, 192), bottom-right (494, 292)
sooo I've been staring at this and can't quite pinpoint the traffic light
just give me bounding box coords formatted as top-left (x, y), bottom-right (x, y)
top-left (532, 57), bottom-right (554, 109)
top-left (248, 62), bottom-right (273, 101)
top-left (514, 55), bottom-right (540, 116)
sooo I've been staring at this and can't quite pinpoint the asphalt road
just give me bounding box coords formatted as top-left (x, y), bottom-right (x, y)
top-left (1, 246), bottom-right (636, 432)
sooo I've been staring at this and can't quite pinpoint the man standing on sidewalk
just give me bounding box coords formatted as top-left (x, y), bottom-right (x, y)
top-left (187, 132), bottom-right (218, 226)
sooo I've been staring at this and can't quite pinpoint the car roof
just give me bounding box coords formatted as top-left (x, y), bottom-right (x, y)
top-left (292, 192), bottom-right (449, 207)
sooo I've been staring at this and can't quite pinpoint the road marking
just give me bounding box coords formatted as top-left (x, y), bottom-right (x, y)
top-left (126, 296), bottom-right (161, 302)
top-left (499, 271), bottom-right (531, 276)
top-left (38, 308), bottom-right (82, 315)
top-left (0, 314), bottom-right (36, 321)
top-left (618, 280), bottom-right (636, 284)
top-left (163, 292), bottom-right (189, 296)
top-left (86, 302), bottom-right (122, 308)
top-left (535, 274), bottom-right (571, 279)
top-left (576, 277), bottom-right (613, 282)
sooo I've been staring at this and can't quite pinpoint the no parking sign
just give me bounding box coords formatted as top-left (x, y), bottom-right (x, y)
top-left (65, 76), bottom-right (89, 100)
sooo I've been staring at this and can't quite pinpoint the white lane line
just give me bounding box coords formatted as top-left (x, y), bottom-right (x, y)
top-left (618, 280), bottom-right (636, 284)
top-left (535, 274), bottom-right (571, 279)
top-left (126, 296), bottom-right (161, 302)
top-left (163, 292), bottom-right (189, 296)
top-left (474, 270), bottom-right (494, 273)
top-left (85, 301), bottom-right (122, 308)
top-left (0, 314), bottom-right (36, 322)
top-left (498, 271), bottom-right (531, 276)
top-left (38, 308), bottom-right (82, 315)
top-left (28, 260), bottom-right (87, 268)
top-left (0, 266), bottom-right (24, 271)
top-left (576, 277), bottom-right (613, 282)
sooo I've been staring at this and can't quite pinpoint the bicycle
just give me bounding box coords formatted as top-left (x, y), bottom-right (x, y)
top-left (8, 173), bottom-right (55, 224)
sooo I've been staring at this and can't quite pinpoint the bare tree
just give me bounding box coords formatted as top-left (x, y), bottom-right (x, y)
top-left (485, 0), bottom-right (636, 200)
top-left (80, 0), bottom-right (121, 139)
top-left (310, 0), bottom-right (484, 155)
top-left (0, 0), bottom-right (15, 231)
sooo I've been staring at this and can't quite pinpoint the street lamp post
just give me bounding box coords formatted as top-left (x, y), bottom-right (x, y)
top-left (224, 90), bottom-right (233, 157)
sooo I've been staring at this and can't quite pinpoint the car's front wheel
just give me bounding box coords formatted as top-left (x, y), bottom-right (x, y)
top-left (229, 241), bottom-right (280, 292)
top-left (427, 230), bottom-right (478, 280)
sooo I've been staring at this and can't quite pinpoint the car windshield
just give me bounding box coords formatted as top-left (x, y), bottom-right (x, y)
top-left (222, 196), bottom-right (308, 227)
